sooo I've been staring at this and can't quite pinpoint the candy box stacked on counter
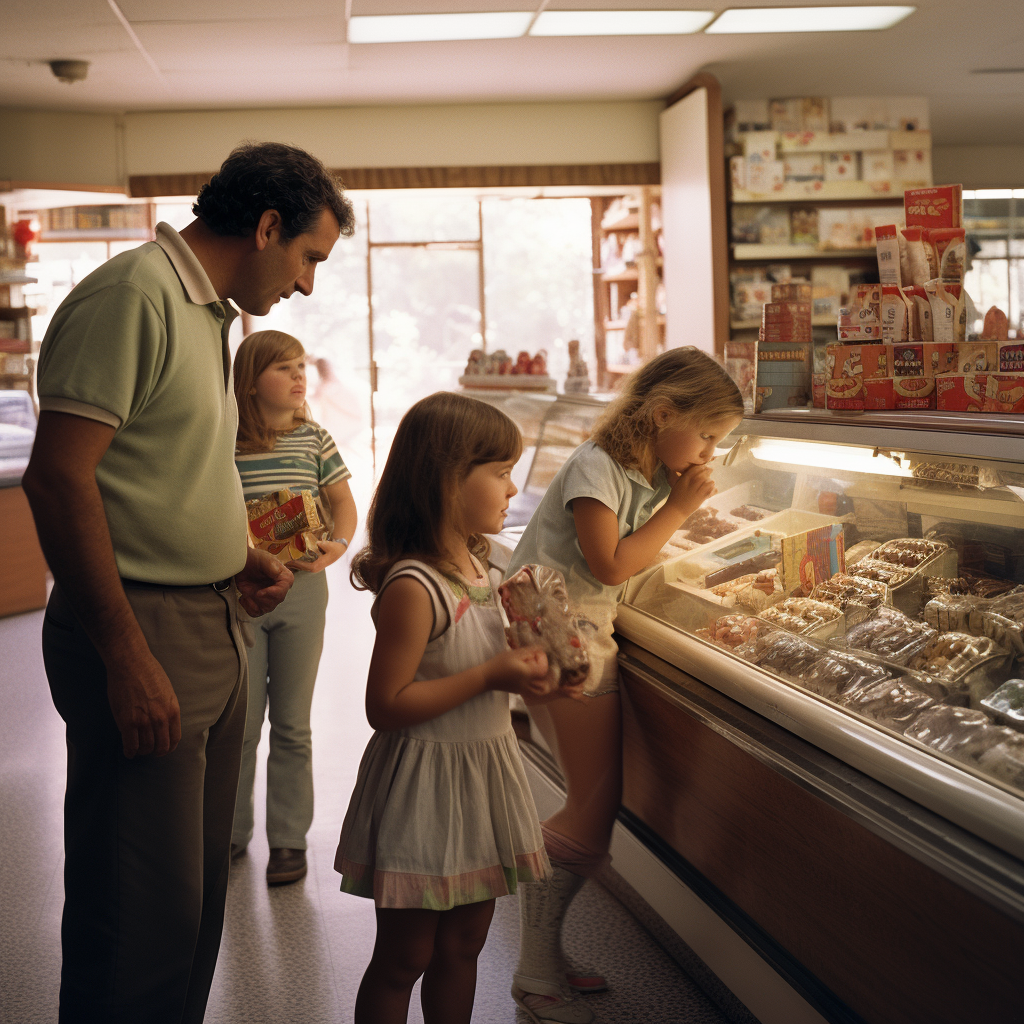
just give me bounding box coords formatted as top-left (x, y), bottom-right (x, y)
top-left (936, 374), bottom-right (1024, 414)
top-left (756, 295), bottom-right (812, 411)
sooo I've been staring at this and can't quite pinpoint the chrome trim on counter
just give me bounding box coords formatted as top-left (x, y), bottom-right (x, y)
top-left (739, 409), bottom-right (1024, 461)
top-left (615, 604), bottom-right (1024, 878)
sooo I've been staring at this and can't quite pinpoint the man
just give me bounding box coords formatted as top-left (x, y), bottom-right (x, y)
top-left (23, 142), bottom-right (356, 1023)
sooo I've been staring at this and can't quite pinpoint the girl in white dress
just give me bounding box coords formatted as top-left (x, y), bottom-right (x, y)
top-left (336, 391), bottom-right (563, 1024)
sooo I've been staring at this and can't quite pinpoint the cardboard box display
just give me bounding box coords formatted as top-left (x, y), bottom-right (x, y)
top-left (812, 372), bottom-right (827, 408)
top-left (838, 324), bottom-right (882, 341)
top-left (863, 376), bottom-right (936, 410)
top-left (771, 282), bottom-right (812, 303)
top-left (790, 208), bottom-right (818, 245)
top-left (755, 383), bottom-right (810, 411)
top-left (801, 97), bottom-right (830, 133)
top-left (933, 374), bottom-right (1024, 413)
top-left (760, 208), bottom-right (792, 245)
top-left (732, 100), bottom-right (771, 133)
top-left (746, 161), bottom-right (786, 193)
top-left (825, 151), bottom-right (860, 181)
top-left (861, 150), bottom-right (896, 183)
top-left (729, 155), bottom-right (747, 192)
top-left (826, 343), bottom-right (890, 380)
top-left (905, 185), bottom-right (963, 230)
top-left (825, 376), bottom-right (864, 410)
top-left (744, 131), bottom-right (778, 163)
top-left (999, 340), bottom-right (1024, 374)
top-left (769, 98), bottom-right (804, 133)
top-left (783, 153), bottom-right (825, 182)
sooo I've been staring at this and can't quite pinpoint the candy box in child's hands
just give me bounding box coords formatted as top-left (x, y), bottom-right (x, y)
top-left (246, 488), bottom-right (333, 563)
top-left (499, 564), bottom-right (590, 688)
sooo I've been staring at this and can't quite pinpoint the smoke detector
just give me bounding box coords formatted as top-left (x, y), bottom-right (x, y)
top-left (49, 60), bottom-right (90, 84)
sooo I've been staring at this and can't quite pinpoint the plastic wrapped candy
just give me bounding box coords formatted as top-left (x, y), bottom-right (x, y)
top-left (245, 488), bottom-right (333, 563)
top-left (499, 565), bottom-right (590, 687)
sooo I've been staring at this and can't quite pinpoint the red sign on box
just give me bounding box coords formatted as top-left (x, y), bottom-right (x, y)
top-left (904, 185), bottom-right (963, 230)
top-left (933, 374), bottom-right (1024, 413)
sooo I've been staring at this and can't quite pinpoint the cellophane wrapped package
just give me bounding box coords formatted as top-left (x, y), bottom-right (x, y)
top-left (245, 488), bottom-right (333, 563)
top-left (499, 565), bottom-right (591, 687)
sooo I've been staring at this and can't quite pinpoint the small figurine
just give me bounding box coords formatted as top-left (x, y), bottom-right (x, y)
top-left (464, 348), bottom-right (484, 375)
top-left (513, 350), bottom-right (532, 375)
top-left (530, 350), bottom-right (547, 376)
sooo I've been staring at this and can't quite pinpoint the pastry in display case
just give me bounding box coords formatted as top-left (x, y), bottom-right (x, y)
top-left (618, 411), bottom-right (1024, 861)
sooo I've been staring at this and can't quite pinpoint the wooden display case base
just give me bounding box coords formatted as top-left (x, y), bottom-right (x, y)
top-left (0, 486), bottom-right (48, 617)
top-left (618, 641), bottom-right (1024, 1024)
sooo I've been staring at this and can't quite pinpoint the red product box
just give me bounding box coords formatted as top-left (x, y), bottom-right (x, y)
top-left (827, 343), bottom-right (890, 379)
top-left (811, 372), bottom-right (826, 408)
top-left (1000, 341), bottom-right (1024, 373)
top-left (904, 185), bottom-right (963, 230)
top-left (825, 375), bottom-right (864, 410)
top-left (771, 282), bottom-right (812, 303)
top-left (988, 375), bottom-right (1024, 413)
top-left (864, 376), bottom-right (936, 410)
top-left (891, 342), bottom-right (960, 377)
top-left (760, 328), bottom-right (812, 342)
top-left (838, 324), bottom-right (882, 341)
top-left (935, 374), bottom-right (997, 413)
top-left (0, 338), bottom-right (31, 354)
top-left (762, 302), bottom-right (811, 319)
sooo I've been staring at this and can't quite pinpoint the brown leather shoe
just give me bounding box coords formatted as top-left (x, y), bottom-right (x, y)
top-left (266, 848), bottom-right (307, 886)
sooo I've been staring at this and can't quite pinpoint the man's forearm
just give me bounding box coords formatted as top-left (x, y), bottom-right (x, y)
top-left (24, 464), bottom-right (150, 667)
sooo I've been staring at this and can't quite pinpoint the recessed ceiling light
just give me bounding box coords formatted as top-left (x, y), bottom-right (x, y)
top-left (531, 10), bottom-right (715, 35)
top-left (705, 6), bottom-right (915, 33)
top-left (348, 12), bottom-right (533, 43)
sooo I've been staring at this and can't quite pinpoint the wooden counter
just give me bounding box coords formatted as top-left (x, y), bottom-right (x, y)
top-left (619, 647), bottom-right (1024, 1024)
top-left (0, 485), bottom-right (48, 617)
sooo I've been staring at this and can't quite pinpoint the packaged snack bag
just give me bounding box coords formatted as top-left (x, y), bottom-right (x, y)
top-left (246, 488), bottom-right (333, 563)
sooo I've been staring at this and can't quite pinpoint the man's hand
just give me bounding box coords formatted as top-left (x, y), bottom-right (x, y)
top-left (106, 654), bottom-right (182, 758)
top-left (236, 547), bottom-right (294, 616)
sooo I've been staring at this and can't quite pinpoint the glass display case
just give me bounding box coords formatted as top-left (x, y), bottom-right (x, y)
top-left (616, 408), bottom-right (1024, 863)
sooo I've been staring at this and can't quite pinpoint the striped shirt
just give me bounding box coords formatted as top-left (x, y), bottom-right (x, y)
top-left (235, 421), bottom-right (350, 502)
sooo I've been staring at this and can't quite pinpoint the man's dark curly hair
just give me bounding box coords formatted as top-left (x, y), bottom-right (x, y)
top-left (192, 141), bottom-right (356, 241)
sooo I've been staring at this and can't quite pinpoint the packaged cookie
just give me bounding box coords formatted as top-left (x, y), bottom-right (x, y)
top-left (870, 537), bottom-right (949, 569)
top-left (245, 488), bottom-right (333, 563)
top-left (759, 597), bottom-right (843, 636)
top-left (709, 568), bottom-right (785, 612)
top-left (695, 613), bottom-right (763, 651)
top-left (810, 573), bottom-right (888, 622)
top-left (800, 649), bottom-right (893, 697)
top-left (729, 504), bottom-right (774, 521)
top-left (908, 460), bottom-right (1001, 490)
top-left (840, 606), bottom-right (936, 664)
top-left (847, 559), bottom-right (915, 587)
top-left (750, 630), bottom-right (820, 678)
top-left (837, 677), bottom-right (935, 731)
top-left (680, 506), bottom-right (743, 545)
top-left (980, 679), bottom-right (1024, 732)
top-left (904, 705), bottom-right (1004, 760)
top-left (906, 631), bottom-right (1009, 680)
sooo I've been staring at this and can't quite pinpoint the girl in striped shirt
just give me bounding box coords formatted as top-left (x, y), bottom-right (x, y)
top-left (231, 330), bottom-right (358, 886)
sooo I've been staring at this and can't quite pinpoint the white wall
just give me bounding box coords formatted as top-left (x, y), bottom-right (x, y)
top-left (0, 101), bottom-right (663, 189)
top-left (932, 146), bottom-right (1024, 189)
top-left (659, 89), bottom-right (717, 354)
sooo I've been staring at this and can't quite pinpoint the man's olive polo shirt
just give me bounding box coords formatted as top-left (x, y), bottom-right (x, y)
top-left (36, 222), bottom-right (248, 585)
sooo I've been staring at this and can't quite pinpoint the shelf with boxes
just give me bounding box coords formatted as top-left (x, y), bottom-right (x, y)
top-left (593, 188), bottom-right (664, 385)
top-left (0, 209), bottom-right (37, 400)
top-left (725, 96), bottom-right (933, 345)
top-left (821, 185), bottom-right (1024, 414)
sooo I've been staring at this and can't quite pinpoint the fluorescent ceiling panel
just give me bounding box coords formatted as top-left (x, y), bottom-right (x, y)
top-left (531, 10), bottom-right (715, 35)
top-left (348, 12), bottom-right (533, 43)
top-left (706, 6), bottom-right (915, 33)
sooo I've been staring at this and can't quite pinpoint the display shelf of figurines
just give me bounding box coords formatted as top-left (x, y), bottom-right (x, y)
top-left (0, 208), bottom-right (38, 403)
top-left (593, 187), bottom-right (665, 387)
top-left (725, 95), bottom-right (933, 347)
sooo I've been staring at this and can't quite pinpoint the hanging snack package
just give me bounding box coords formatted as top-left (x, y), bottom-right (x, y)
top-left (499, 564), bottom-right (591, 688)
top-left (246, 487), bottom-right (333, 563)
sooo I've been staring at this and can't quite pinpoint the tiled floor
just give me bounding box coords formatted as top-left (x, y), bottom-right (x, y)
top-left (1, 560), bottom-right (737, 1024)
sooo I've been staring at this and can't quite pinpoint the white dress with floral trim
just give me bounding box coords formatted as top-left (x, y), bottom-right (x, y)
top-left (335, 558), bottom-right (550, 910)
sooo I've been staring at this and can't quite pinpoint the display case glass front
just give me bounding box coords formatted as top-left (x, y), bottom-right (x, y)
top-left (619, 410), bottom-right (1024, 859)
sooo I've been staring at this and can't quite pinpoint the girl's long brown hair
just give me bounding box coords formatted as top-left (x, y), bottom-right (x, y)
top-left (590, 347), bottom-right (744, 472)
top-left (233, 330), bottom-right (311, 454)
top-left (351, 392), bottom-right (523, 594)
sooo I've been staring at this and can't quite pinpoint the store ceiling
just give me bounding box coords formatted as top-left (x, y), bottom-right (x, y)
top-left (0, 0), bottom-right (1020, 146)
